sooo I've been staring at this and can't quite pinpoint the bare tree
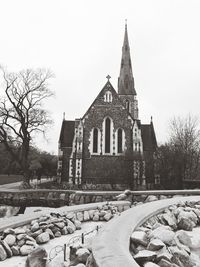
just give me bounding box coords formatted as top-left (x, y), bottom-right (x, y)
top-left (158, 114), bottom-right (200, 189)
top-left (0, 67), bottom-right (54, 186)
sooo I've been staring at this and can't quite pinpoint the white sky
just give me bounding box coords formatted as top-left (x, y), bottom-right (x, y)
top-left (0, 0), bottom-right (200, 154)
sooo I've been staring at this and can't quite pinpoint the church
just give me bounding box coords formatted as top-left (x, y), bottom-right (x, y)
top-left (58, 23), bottom-right (159, 190)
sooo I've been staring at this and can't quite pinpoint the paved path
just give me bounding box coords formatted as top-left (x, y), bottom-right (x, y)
top-left (0, 178), bottom-right (55, 190)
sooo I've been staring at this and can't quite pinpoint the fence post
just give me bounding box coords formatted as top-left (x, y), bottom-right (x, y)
top-left (64, 244), bottom-right (67, 261)
top-left (81, 233), bottom-right (84, 244)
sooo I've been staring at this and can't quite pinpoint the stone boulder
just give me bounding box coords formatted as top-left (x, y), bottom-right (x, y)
top-left (144, 263), bottom-right (160, 267)
top-left (147, 239), bottom-right (165, 251)
top-left (169, 246), bottom-right (194, 267)
top-left (20, 244), bottom-right (36, 256)
top-left (177, 210), bottom-right (198, 230)
top-left (36, 232), bottom-right (50, 244)
top-left (4, 234), bottom-right (16, 247)
top-left (130, 231), bottom-right (148, 246)
top-left (25, 247), bottom-right (48, 267)
top-left (134, 250), bottom-right (157, 263)
top-left (162, 212), bottom-right (177, 230)
top-left (1, 240), bottom-right (13, 257)
top-left (148, 226), bottom-right (175, 246)
top-left (0, 244), bottom-right (7, 261)
top-left (145, 195), bottom-right (158, 203)
top-left (31, 222), bottom-right (40, 232)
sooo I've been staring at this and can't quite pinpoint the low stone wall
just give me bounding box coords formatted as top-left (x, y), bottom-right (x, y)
top-left (1, 188), bottom-right (200, 208)
top-left (0, 201), bottom-right (131, 233)
top-left (91, 196), bottom-right (200, 267)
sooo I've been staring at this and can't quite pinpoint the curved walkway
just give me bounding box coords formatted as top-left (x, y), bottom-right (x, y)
top-left (92, 195), bottom-right (200, 267)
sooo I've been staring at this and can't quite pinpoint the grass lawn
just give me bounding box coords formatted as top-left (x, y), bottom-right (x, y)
top-left (0, 174), bottom-right (23, 185)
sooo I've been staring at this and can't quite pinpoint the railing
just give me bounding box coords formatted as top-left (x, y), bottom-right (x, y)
top-left (48, 224), bottom-right (102, 264)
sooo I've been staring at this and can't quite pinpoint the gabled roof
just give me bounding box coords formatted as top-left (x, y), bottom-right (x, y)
top-left (141, 122), bottom-right (157, 151)
top-left (82, 79), bottom-right (135, 121)
top-left (59, 120), bottom-right (75, 147)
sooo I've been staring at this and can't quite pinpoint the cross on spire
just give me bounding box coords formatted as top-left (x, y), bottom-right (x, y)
top-left (106, 75), bottom-right (111, 81)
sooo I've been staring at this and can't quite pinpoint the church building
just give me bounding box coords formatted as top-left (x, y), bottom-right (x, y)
top-left (58, 23), bottom-right (158, 190)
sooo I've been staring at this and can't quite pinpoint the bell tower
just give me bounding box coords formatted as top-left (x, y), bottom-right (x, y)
top-left (118, 21), bottom-right (139, 119)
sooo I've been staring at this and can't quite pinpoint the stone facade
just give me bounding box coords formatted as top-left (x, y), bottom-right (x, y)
top-left (58, 23), bottom-right (158, 190)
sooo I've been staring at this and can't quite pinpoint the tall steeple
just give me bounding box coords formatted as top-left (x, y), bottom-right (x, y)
top-left (118, 21), bottom-right (139, 119)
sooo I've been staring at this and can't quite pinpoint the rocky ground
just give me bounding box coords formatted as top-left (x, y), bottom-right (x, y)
top-left (130, 200), bottom-right (200, 267)
top-left (0, 203), bottom-right (121, 267)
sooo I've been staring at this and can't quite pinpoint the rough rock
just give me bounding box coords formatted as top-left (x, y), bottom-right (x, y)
top-left (36, 232), bottom-right (50, 244)
top-left (162, 212), bottom-right (177, 230)
top-left (66, 212), bottom-right (75, 221)
top-left (14, 228), bottom-right (26, 235)
top-left (86, 253), bottom-right (95, 267)
top-left (143, 263), bottom-right (160, 267)
top-left (104, 212), bottom-right (112, 221)
top-left (30, 229), bottom-right (43, 238)
top-left (66, 219), bottom-right (76, 233)
top-left (158, 258), bottom-right (176, 267)
top-left (1, 240), bottom-right (13, 257)
top-left (92, 214), bottom-right (99, 221)
top-left (169, 246), bottom-right (194, 267)
top-left (177, 210), bottom-right (198, 230)
top-left (83, 211), bottom-right (90, 221)
top-left (20, 244), bottom-right (36, 256)
top-left (178, 217), bottom-right (196, 231)
top-left (149, 226), bottom-right (175, 245)
top-left (55, 231), bottom-right (62, 237)
top-left (18, 239), bottom-right (26, 247)
top-left (55, 222), bottom-right (65, 229)
top-left (17, 233), bottom-right (27, 240)
top-left (74, 220), bottom-right (82, 230)
top-left (76, 212), bottom-right (84, 222)
top-left (131, 231), bottom-right (148, 246)
top-left (147, 239), bottom-right (165, 251)
top-left (31, 222), bottom-right (40, 232)
top-left (145, 195), bottom-right (158, 203)
top-left (4, 234), bottom-right (16, 246)
top-left (134, 250), bottom-right (157, 263)
top-left (4, 228), bottom-right (15, 235)
top-left (11, 245), bottom-right (20, 256)
top-left (0, 244), bottom-right (7, 261)
top-left (88, 210), bottom-right (95, 219)
top-left (75, 248), bottom-right (90, 264)
top-left (156, 247), bottom-right (173, 262)
top-left (61, 226), bottom-right (68, 235)
top-left (175, 230), bottom-right (192, 247)
top-left (25, 247), bottom-right (48, 267)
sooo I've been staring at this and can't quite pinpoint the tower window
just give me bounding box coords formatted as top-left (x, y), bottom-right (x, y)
top-left (125, 100), bottom-right (130, 112)
top-left (105, 118), bottom-right (111, 153)
top-left (117, 129), bottom-right (123, 153)
top-left (104, 91), bottom-right (112, 102)
top-left (93, 128), bottom-right (98, 153)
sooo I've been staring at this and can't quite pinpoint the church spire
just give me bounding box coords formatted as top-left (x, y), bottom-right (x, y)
top-left (118, 22), bottom-right (139, 120)
top-left (118, 21), bottom-right (136, 96)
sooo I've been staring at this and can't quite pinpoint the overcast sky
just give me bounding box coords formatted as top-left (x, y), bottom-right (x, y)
top-left (0, 0), bottom-right (200, 154)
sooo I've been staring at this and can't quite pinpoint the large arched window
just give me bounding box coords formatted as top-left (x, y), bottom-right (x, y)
top-left (117, 129), bottom-right (123, 153)
top-left (93, 128), bottom-right (98, 153)
top-left (105, 118), bottom-right (111, 153)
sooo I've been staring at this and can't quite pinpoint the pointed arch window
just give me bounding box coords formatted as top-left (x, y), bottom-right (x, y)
top-left (105, 118), bottom-right (111, 153)
top-left (117, 129), bottom-right (123, 153)
top-left (104, 91), bottom-right (112, 103)
top-left (93, 128), bottom-right (98, 153)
